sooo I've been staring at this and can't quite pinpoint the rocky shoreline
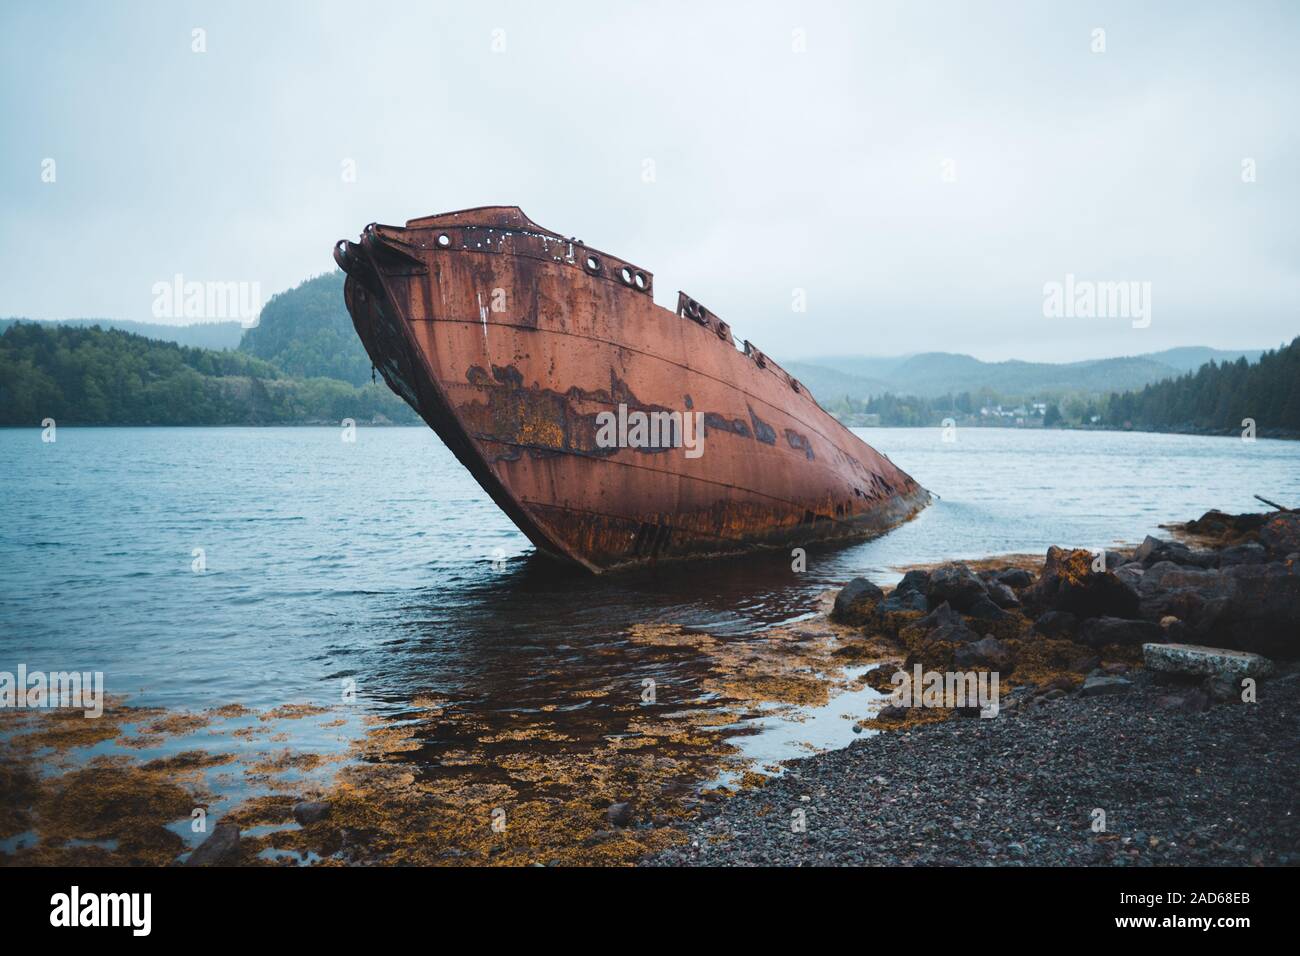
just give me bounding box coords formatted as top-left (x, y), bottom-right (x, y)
top-left (5, 508), bottom-right (1297, 867)
top-left (647, 508), bottom-right (1300, 866)
top-left (646, 668), bottom-right (1299, 866)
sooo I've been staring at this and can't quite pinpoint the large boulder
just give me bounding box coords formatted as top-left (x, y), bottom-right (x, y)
top-left (1143, 642), bottom-right (1275, 680)
top-left (1217, 562), bottom-right (1300, 657)
top-left (966, 594), bottom-right (1011, 622)
top-left (1133, 535), bottom-right (1215, 568)
top-left (186, 824), bottom-right (240, 866)
top-left (1025, 547), bottom-right (1139, 620)
top-left (1137, 564), bottom-right (1233, 636)
top-left (926, 563), bottom-right (988, 612)
top-left (1259, 511), bottom-right (1300, 557)
top-left (996, 568), bottom-right (1034, 589)
top-left (901, 602), bottom-right (981, 649)
top-left (953, 635), bottom-right (1015, 671)
top-left (1137, 560), bottom-right (1300, 658)
top-left (984, 580), bottom-right (1021, 609)
top-left (831, 577), bottom-right (884, 624)
top-left (930, 621), bottom-right (984, 648)
top-left (1216, 542), bottom-right (1267, 567)
top-left (1139, 561), bottom-right (1220, 591)
top-left (1033, 610), bottom-right (1078, 639)
top-left (881, 588), bottom-right (928, 613)
top-left (1184, 509), bottom-right (1268, 540)
top-left (915, 602), bottom-right (972, 635)
top-left (1114, 563), bottom-right (1145, 591)
top-left (895, 569), bottom-right (932, 599)
top-left (1077, 616), bottom-right (1162, 649)
top-left (1106, 550), bottom-right (1132, 569)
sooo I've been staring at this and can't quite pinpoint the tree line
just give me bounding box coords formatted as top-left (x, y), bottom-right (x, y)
top-left (4, 315), bottom-right (1295, 437)
top-left (0, 323), bottom-right (417, 425)
top-left (1102, 337), bottom-right (1299, 435)
top-left (823, 336), bottom-right (1299, 437)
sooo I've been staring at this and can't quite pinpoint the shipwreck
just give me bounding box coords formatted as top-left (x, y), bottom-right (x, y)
top-left (334, 206), bottom-right (929, 572)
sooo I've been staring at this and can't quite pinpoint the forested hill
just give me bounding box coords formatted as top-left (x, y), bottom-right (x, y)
top-left (4, 262), bottom-right (1294, 435)
top-left (1103, 337), bottom-right (1300, 435)
top-left (0, 323), bottom-right (417, 425)
top-left (0, 317), bottom-right (244, 350)
top-left (238, 271), bottom-right (373, 386)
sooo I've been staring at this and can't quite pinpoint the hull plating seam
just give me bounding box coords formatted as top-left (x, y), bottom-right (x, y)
top-left (477, 435), bottom-right (902, 522)
top-left (519, 495), bottom-right (928, 548)
top-left (412, 317), bottom-right (862, 458)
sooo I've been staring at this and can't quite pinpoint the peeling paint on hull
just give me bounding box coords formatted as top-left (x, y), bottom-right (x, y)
top-left (335, 206), bottom-right (930, 573)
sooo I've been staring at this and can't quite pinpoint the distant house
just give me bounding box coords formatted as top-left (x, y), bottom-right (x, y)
top-left (980, 404), bottom-right (1018, 419)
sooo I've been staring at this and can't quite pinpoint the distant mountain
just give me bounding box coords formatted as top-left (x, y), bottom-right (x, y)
top-left (7, 276), bottom-right (1275, 427)
top-left (783, 362), bottom-right (892, 405)
top-left (786, 347), bottom-right (1268, 403)
top-left (794, 355), bottom-right (913, 380)
top-left (0, 317), bottom-right (244, 350)
top-left (238, 271), bottom-right (372, 386)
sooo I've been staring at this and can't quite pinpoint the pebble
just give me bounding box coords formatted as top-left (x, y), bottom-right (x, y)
top-left (645, 670), bottom-right (1299, 867)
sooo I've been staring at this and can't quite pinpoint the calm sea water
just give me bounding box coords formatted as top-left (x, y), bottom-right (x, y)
top-left (2, 425), bottom-right (1297, 717)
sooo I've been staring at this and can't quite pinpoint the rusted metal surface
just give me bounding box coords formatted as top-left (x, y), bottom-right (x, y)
top-left (335, 206), bottom-right (930, 572)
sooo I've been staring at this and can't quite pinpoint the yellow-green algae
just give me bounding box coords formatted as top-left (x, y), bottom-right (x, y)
top-left (0, 551), bottom-right (1130, 866)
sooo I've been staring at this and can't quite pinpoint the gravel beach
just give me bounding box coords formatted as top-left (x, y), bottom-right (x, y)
top-left (647, 669), bottom-right (1300, 866)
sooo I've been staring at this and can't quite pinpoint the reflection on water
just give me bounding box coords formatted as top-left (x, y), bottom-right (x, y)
top-left (2, 425), bottom-right (1298, 756)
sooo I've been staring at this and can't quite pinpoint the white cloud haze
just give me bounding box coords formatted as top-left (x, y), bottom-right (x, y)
top-left (1, 0), bottom-right (1296, 362)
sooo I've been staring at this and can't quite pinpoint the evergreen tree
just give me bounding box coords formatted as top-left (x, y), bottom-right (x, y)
top-left (0, 323), bottom-right (418, 425)
top-left (1102, 337), bottom-right (1299, 434)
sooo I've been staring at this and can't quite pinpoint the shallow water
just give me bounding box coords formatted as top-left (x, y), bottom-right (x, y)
top-left (2, 425), bottom-right (1297, 769)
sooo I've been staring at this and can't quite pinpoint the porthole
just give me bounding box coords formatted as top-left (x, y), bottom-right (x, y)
top-left (585, 254), bottom-right (602, 274)
top-left (437, 233), bottom-right (451, 248)
top-left (716, 321), bottom-right (730, 339)
top-left (634, 272), bottom-right (649, 290)
top-left (620, 266), bottom-right (634, 285)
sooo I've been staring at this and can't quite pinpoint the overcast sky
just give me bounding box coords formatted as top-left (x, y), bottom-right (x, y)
top-left (2, 0), bottom-right (1296, 362)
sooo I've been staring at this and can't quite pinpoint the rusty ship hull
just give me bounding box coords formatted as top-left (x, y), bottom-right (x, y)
top-left (334, 206), bottom-right (929, 573)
